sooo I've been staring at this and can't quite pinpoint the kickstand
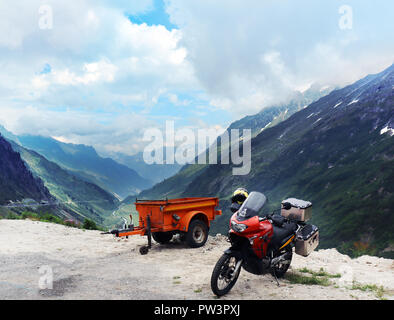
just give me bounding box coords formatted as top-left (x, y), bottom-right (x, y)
top-left (272, 269), bottom-right (280, 287)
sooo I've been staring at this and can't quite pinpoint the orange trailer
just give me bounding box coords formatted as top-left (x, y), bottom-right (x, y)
top-left (103, 197), bottom-right (222, 254)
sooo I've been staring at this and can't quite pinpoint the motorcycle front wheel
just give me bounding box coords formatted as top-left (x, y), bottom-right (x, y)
top-left (211, 253), bottom-right (242, 296)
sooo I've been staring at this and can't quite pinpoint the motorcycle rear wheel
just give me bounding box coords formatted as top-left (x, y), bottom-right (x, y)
top-left (211, 253), bottom-right (241, 296)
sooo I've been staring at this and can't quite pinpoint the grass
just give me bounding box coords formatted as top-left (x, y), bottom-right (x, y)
top-left (6, 212), bottom-right (22, 220)
top-left (351, 281), bottom-right (386, 299)
top-left (3, 211), bottom-right (103, 231)
top-left (82, 218), bottom-right (99, 230)
top-left (285, 273), bottom-right (331, 286)
top-left (299, 267), bottom-right (341, 278)
top-left (172, 275), bottom-right (182, 285)
top-left (289, 271), bottom-right (388, 300)
top-left (284, 267), bottom-right (342, 287)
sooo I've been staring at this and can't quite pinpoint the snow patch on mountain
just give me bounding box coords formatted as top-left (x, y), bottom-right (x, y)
top-left (260, 121), bottom-right (272, 132)
top-left (347, 99), bottom-right (359, 106)
top-left (313, 118), bottom-right (322, 125)
top-left (333, 101), bottom-right (342, 108)
top-left (380, 126), bottom-right (394, 136)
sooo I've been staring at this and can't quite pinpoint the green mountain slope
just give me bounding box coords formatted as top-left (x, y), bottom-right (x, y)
top-left (16, 135), bottom-right (152, 199)
top-left (0, 135), bottom-right (51, 204)
top-left (9, 141), bottom-right (119, 224)
top-left (140, 64), bottom-right (394, 258)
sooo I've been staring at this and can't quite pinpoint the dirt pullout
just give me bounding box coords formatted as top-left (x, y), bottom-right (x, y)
top-left (0, 219), bottom-right (393, 300)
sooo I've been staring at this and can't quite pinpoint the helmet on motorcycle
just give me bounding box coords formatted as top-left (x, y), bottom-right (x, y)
top-left (231, 188), bottom-right (249, 205)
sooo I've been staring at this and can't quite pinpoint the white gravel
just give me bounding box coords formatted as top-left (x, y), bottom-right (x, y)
top-left (0, 219), bottom-right (393, 300)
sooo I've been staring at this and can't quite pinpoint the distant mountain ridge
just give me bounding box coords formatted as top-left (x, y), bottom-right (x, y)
top-left (228, 84), bottom-right (333, 137)
top-left (111, 150), bottom-right (182, 185)
top-left (13, 135), bottom-right (152, 199)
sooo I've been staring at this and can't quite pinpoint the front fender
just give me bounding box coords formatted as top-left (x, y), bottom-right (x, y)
top-left (224, 248), bottom-right (243, 259)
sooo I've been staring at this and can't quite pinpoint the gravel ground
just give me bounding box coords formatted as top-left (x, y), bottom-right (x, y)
top-left (0, 219), bottom-right (393, 300)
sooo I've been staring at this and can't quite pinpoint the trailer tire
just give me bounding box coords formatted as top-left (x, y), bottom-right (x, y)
top-left (185, 219), bottom-right (208, 248)
top-left (152, 232), bottom-right (173, 244)
top-left (139, 246), bottom-right (149, 255)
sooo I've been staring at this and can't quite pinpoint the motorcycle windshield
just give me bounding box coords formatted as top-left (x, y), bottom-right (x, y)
top-left (236, 191), bottom-right (267, 221)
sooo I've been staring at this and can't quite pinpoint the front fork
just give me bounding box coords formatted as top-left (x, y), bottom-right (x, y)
top-left (233, 259), bottom-right (243, 276)
top-left (223, 248), bottom-right (243, 279)
top-left (223, 257), bottom-right (243, 281)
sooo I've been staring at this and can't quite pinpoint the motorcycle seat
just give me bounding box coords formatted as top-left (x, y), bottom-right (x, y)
top-left (271, 214), bottom-right (285, 227)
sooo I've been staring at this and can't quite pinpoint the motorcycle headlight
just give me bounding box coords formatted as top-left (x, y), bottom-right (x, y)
top-left (231, 220), bottom-right (248, 233)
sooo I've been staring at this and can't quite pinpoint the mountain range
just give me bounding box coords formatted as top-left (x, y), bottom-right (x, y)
top-left (111, 150), bottom-right (182, 184)
top-left (11, 140), bottom-right (120, 223)
top-left (0, 126), bottom-right (181, 226)
top-left (0, 134), bottom-right (120, 224)
top-left (0, 135), bottom-right (51, 204)
top-left (139, 64), bottom-right (394, 258)
top-left (14, 135), bottom-right (152, 199)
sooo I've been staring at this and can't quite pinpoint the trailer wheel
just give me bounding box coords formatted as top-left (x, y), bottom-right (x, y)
top-left (152, 232), bottom-right (173, 244)
top-left (139, 246), bottom-right (149, 255)
top-left (185, 220), bottom-right (208, 248)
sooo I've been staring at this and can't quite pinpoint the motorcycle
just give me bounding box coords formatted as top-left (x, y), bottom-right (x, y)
top-left (210, 191), bottom-right (319, 296)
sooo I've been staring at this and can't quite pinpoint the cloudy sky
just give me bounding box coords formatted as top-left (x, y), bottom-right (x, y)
top-left (0, 0), bottom-right (392, 156)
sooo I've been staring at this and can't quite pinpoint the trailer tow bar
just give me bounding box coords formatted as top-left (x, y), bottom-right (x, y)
top-left (139, 215), bottom-right (152, 255)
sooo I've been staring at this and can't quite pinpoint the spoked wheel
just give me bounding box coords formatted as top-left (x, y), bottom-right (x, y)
top-left (211, 253), bottom-right (242, 296)
top-left (271, 247), bottom-right (293, 278)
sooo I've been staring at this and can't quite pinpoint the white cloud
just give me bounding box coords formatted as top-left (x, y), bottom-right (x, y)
top-left (0, 104), bottom-right (157, 155)
top-left (0, 1), bottom-right (194, 100)
top-left (168, 93), bottom-right (190, 106)
top-left (0, 0), bottom-right (393, 156)
top-left (0, 0), bottom-right (199, 155)
top-left (165, 0), bottom-right (394, 117)
top-left (32, 59), bottom-right (118, 88)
